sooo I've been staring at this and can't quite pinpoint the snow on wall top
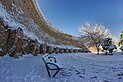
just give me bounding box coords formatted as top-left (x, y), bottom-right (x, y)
top-left (0, 3), bottom-right (43, 43)
top-left (0, 4), bottom-right (18, 30)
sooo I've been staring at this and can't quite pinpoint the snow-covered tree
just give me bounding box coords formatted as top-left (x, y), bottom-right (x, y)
top-left (79, 22), bottom-right (111, 55)
top-left (120, 46), bottom-right (123, 55)
top-left (102, 38), bottom-right (117, 55)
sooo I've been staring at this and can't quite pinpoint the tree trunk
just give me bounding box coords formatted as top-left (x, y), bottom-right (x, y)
top-left (97, 48), bottom-right (99, 55)
top-left (96, 45), bottom-right (99, 55)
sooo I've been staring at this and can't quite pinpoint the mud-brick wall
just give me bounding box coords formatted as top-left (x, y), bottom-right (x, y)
top-left (0, 0), bottom-right (13, 11)
top-left (0, 21), bottom-right (40, 57)
top-left (0, 21), bottom-right (9, 56)
top-left (0, 21), bottom-right (23, 56)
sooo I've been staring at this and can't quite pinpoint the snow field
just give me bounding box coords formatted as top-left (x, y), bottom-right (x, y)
top-left (0, 52), bottom-right (123, 82)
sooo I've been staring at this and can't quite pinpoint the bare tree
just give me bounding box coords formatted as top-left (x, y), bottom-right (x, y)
top-left (79, 22), bottom-right (111, 55)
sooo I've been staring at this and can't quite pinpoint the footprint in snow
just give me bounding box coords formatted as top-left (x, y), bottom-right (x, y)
top-left (1, 68), bottom-right (12, 76)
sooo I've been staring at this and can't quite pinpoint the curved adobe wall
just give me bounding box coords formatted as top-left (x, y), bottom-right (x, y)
top-left (0, 0), bottom-right (89, 51)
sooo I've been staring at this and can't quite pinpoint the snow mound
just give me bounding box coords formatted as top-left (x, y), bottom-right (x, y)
top-left (120, 46), bottom-right (123, 50)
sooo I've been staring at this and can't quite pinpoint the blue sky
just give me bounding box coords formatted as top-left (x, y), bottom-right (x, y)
top-left (37, 0), bottom-right (123, 39)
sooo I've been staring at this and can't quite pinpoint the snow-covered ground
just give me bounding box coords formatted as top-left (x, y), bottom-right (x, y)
top-left (0, 52), bottom-right (123, 82)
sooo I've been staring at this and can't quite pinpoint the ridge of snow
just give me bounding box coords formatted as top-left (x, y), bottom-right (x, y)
top-left (0, 4), bottom-right (18, 30)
